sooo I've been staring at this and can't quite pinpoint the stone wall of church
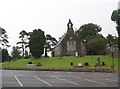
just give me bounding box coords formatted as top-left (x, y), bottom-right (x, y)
top-left (80, 42), bottom-right (86, 56)
top-left (54, 45), bottom-right (61, 56)
top-left (67, 41), bottom-right (76, 56)
top-left (53, 20), bottom-right (86, 57)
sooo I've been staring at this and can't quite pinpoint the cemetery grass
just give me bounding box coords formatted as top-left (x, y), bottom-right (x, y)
top-left (2, 55), bottom-right (119, 71)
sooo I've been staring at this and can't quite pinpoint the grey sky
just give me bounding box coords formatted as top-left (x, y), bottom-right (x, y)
top-left (0, 0), bottom-right (119, 52)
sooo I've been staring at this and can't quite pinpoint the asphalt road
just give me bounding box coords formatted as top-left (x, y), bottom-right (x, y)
top-left (2, 70), bottom-right (118, 87)
top-left (0, 70), bottom-right (2, 89)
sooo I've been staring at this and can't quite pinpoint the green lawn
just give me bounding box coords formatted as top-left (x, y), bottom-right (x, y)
top-left (2, 55), bottom-right (119, 71)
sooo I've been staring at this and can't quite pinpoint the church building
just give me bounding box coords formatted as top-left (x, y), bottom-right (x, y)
top-left (53, 19), bottom-right (86, 57)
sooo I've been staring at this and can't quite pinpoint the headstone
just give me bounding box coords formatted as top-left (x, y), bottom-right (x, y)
top-left (78, 63), bottom-right (83, 67)
top-left (26, 64), bottom-right (35, 66)
top-left (70, 62), bottom-right (73, 66)
top-left (28, 62), bottom-right (32, 64)
top-left (95, 57), bottom-right (103, 67)
top-left (75, 52), bottom-right (78, 56)
top-left (102, 62), bottom-right (105, 66)
top-left (37, 63), bottom-right (42, 66)
top-left (84, 62), bottom-right (89, 67)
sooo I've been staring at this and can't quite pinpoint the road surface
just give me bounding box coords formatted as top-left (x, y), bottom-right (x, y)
top-left (2, 70), bottom-right (118, 87)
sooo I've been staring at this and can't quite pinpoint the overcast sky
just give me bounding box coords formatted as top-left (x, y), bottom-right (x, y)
top-left (0, 0), bottom-right (119, 52)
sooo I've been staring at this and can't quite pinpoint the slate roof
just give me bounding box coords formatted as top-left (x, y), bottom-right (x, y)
top-left (54, 33), bottom-right (67, 48)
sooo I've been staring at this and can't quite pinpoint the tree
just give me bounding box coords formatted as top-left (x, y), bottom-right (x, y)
top-left (106, 34), bottom-right (118, 50)
top-left (86, 35), bottom-right (107, 55)
top-left (75, 23), bottom-right (102, 42)
top-left (11, 46), bottom-right (21, 60)
top-left (0, 27), bottom-right (10, 49)
top-left (111, 9), bottom-right (120, 57)
top-left (2, 49), bottom-right (9, 62)
top-left (0, 28), bottom-right (10, 62)
top-left (45, 34), bottom-right (57, 57)
top-left (25, 32), bottom-right (33, 57)
top-left (106, 34), bottom-right (114, 46)
top-left (29, 29), bottom-right (46, 58)
top-left (0, 48), bottom-right (1, 62)
top-left (75, 23), bottom-right (102, 55)
top-left (17, 30), bottom-right (28, 58)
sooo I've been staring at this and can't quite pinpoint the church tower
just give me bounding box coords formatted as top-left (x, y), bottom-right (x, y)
top-left (53, 19), bottom-right (86, 57)
top-left (67, 19), bottom-right (74, 34)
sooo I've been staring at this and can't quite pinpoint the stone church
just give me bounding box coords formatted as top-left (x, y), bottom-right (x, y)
top-left (53, 19), bottom-right (86, 57)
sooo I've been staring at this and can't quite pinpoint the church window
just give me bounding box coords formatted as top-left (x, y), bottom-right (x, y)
top-left (70, 37), bottom-right (72, 39)
top-left (67, 41), bottom-right (76, 51)
top-left (69, 23), bottom-right (72, 28)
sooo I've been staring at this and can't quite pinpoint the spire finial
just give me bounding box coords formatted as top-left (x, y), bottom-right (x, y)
top-left (69, 19), bottom-right (71, 23)
top-left (67, 19), bottom-right (74, 33)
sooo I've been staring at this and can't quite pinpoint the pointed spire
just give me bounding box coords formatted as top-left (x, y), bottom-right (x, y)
top-left (69, 19), bottom-right (71, 22)
top-left (67, 19), bottom-right (74, 34)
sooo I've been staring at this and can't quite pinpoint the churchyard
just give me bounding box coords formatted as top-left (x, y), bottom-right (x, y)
top-left (2, 55), bottom-right (119, 72)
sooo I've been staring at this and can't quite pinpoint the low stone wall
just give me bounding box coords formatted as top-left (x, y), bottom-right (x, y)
top-left (2, 67), bottom-right (115, 73)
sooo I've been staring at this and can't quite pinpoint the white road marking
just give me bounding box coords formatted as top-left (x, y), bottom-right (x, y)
top-left (84, 79), bottom-right (106, 85)
top-left (72, 76), bottom-right (106, 85)
top-left (105, 79), bottom-right (118, 82)
top-left (52, 76), bottom-right (80, 86)
top-left (14, 76), bottom-right (23, 87)
top-left (11, 72), bottom-right (13, 74)
top-left (41, 71), bottom-right (50, 73)
top-left (94, 73), bottom-right (98, 75)
top-left (34, 76), bottom-right (52, 87)
top-left (67, 72), bottom-right (72, 73)
top-left (72, 76), bottom-right (83, 80)
top-left (54, 72), bottom-right (59, 73)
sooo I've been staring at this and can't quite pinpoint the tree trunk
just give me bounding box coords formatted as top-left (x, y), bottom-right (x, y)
top-left (45, 47), bottom-right (48, 57)
top-left (22, 44), bottom-right (24, 58)
top-left (117, 24), bottom-right (120, 59)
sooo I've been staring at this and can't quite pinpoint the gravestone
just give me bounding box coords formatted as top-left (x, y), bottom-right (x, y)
top-left (84, 62), bottom-right (89, 67)
top-left (70, 62), bottom-right (73, 66)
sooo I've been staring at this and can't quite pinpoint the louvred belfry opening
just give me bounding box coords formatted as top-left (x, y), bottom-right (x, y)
top-left (67, 19), bottom-right (74, 34)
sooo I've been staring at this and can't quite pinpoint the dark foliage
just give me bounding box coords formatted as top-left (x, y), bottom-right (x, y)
top-left (2, 49), bottom-right (9, 62)
top-left (17, 30), bottom-right (28, 58)
top-left (29, 29), bottom-right (46, 58)
top-left (111, 9), bottom-right (120, 57)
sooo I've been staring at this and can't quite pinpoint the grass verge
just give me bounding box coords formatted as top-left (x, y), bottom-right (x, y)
top-left (2, 55), bottom-right (119, 72)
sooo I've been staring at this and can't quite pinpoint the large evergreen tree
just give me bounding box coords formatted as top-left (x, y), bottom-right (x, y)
top-left (0, 27), bottom-right (10, 49)
top-left (17, 30), bottom-right (28, 58)
top-left (111, 9), bottom-right (120, 57)
top-left (0, 27), bottom-right (10, 62)
top-left (29, 29), bottom-right (46, 58)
